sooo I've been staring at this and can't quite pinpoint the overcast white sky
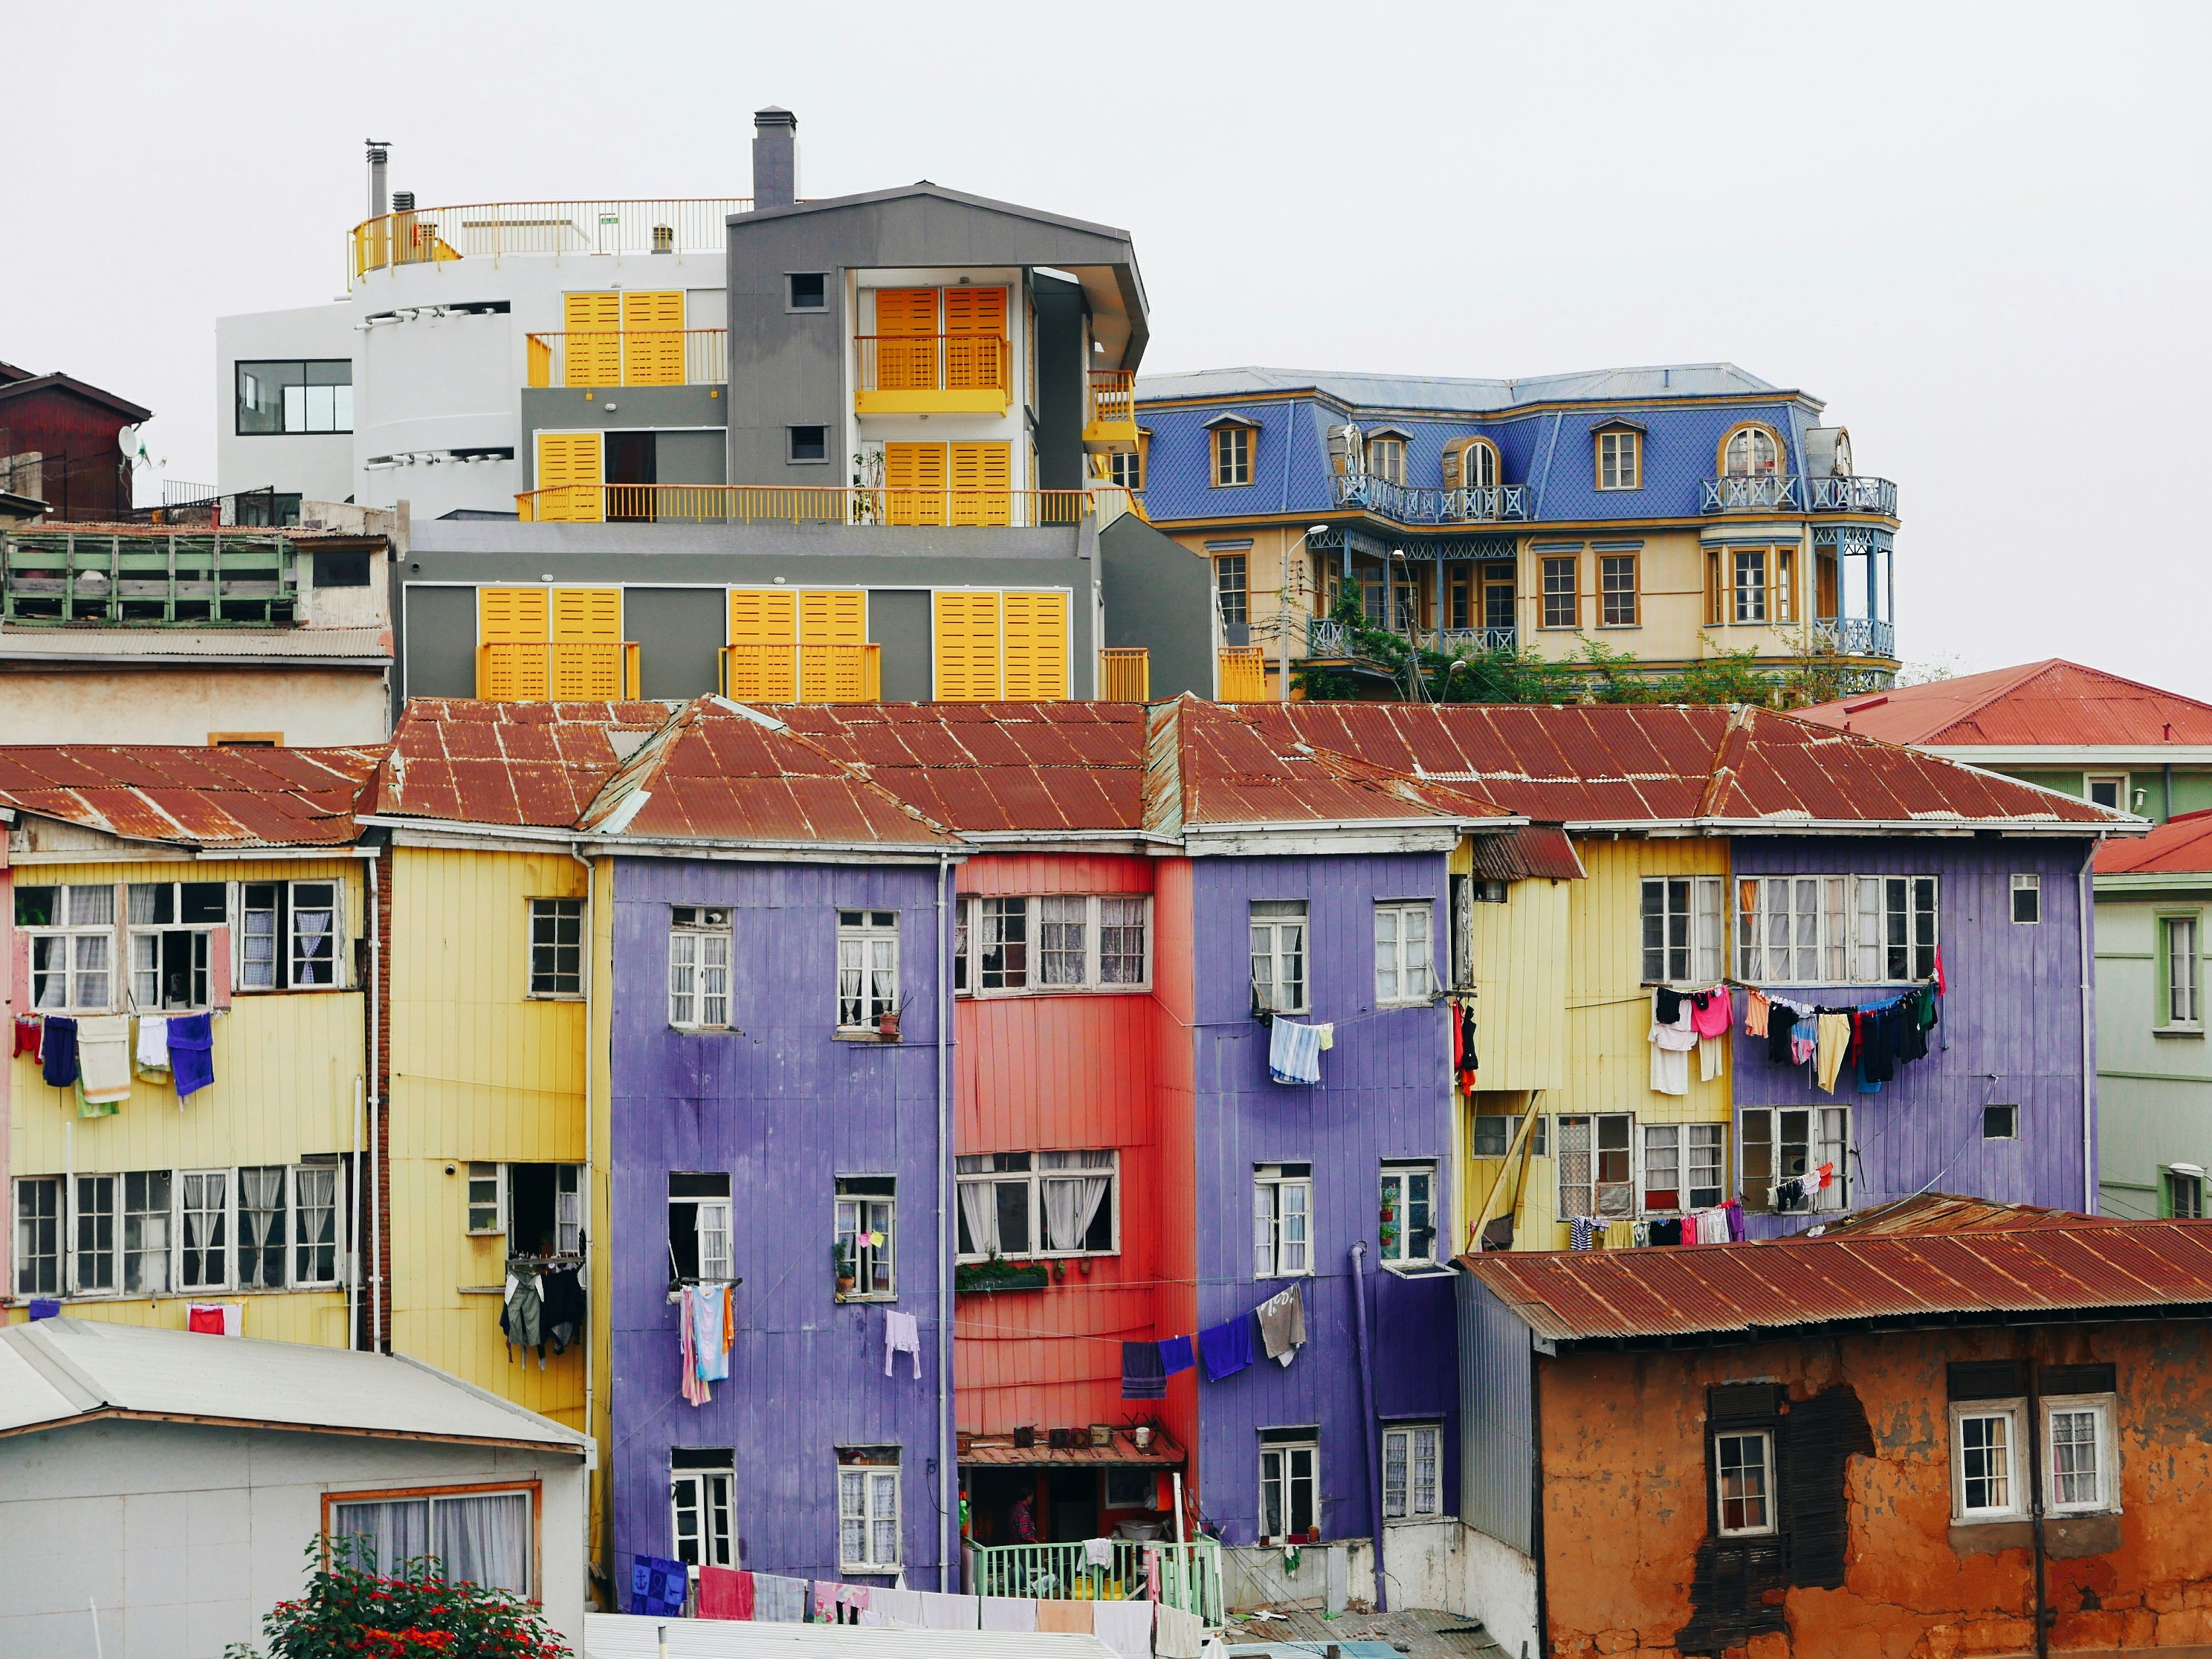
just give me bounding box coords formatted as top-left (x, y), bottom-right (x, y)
top-left (5, 2), bottom-right (2208, 694)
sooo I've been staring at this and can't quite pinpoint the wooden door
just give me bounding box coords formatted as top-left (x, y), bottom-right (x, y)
top-left (534, 432), bottom-right (604, 523)
top-left (726, 589), bottom-right (800, 700)
top-left (874, 288), bottom-right (939, 391)
top-left (885, 442), bottom-right (947, 526)
top-left (798, 589), bottom-right (868, 700)
top-left (621, 290), bottom-right (686, 386)
top-left (563, 291), bottom-right (622, 387)
top-left (949, 441), bottom-right (1012, 525)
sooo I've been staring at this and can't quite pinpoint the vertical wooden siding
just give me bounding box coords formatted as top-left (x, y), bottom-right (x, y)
top-left (1151, 858), bottom-right (1203, 1488)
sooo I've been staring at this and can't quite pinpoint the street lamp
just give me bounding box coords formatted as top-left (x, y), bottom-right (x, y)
top-left (1280, 523), bottom-right (1330, 703)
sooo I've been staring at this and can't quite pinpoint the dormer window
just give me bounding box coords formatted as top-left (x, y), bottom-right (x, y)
top-left (1722, 424), bottom-right (1783, 478)
top-left (1446, 437), bottom-right (1500, 491)
top-left (1366, 436), bottom-right (1406, 485)
top-left (1206, 417), bottom-right (1258, 488)
top-left (1594, 424), bottom-right (1643, 491)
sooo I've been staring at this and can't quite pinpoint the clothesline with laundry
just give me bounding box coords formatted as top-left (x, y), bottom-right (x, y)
top-left (1645, 956), bottom-right (1947, 1102)
top-left (14, 1009), bottom-right (217, 1115)
top-left (1122, 1280), bottom-right (1306, 1398)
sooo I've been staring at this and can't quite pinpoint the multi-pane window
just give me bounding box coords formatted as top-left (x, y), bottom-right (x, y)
top-left (671, 1452), bottom-right (736, 1571)
top-left (1215, 554), bottom-right (1249, 627)
top-left (466, 1163), bottom-right (581, 1255)
top-left (2046, 1399), bottom-right (2114, 1513)
top-left (1556, 1113), bottom-right (1632, 1220)
top-left (123, 1171), bottom-right (173, 1295)
top-left (1643, 1124), bottom-right (1723, 1214)
top-left (330, 1489), bottom-right (531, 1594)
top-left (237, 1166), bottom-right (288, 1289)
top-left (957, 896), bottom-right (1148, 994)
top-left (1472, 1115), bottom-right (1513, 1158)
top-left (13, 1177), bottom-right (60, 1295)
top-left (1540, 555), bottom-right (1577, 628)
top-left (467, 1163), bottom-right (504, 1233)
top-left (1382, 1424), bottom-right (1442, 1519)
top-left (669, 907), bottom-right (731, 1029)
top-left (1374, 901), bottom-right (1433, 1006)
top-left (1098, 898), bottom-right (1148, 984)
top-left (17, 883), bottom-right (116, 1011)
top-left (2010, 873), bottom-right (2040, 925)
top-left (1461, 439), bottom-right (1498, 489)
top-left (75, 1174), bottom-right (117, 1293)
top-left (1597, 430), bottom-right (1640, 490)
top-left (530, 899), bottom-right (584, 997)
top-left (1854, 876), bottom-right (1939, 983)
top-left (126, 881), bottom-right (227, 1010)
top-left (838, 1452), bottom-right (902, 1571)
top-left (1259, 1436), bottom-right (1319, 1542)
top-left (1483, 563), bottom-right (1516, 632)
top-left (1366, 438), bottom-right (1406, 485)
top-left (1108, 446), bottom-right (1144, 492)
top-left (1641, 876), bottom-right (1724, 985)
top-left (294, 1164), bottom-right (340, 1286)
top-left (1251, 901), bottom-right (1309, 1015)
top-left (236, 360), bottom-right (354, 435)
top-left (835, 1177), bottom-right (897, 1299)
top-left (1600, 554), bottom-right (1638, 626)
top-left (669, 1173), bottom-right (732, 1284)
top-left (2169, 1167), bottom-right (2205, 1219)
top-left (1741, 1106), bottom-right (1848, 1214)
top-left (956, 1151), bottom-right (1116, 1258)
top-left (1038, 896), bottom-right (1087, 986)
top-left (1953, 1406), bottom-right (2020, 1519)
top-left (1733, 549), bottom-right (1768, 624)
top-left (2163, 914), bottom-right (2201, 1027)
top-left (1715, 1432), bottom-right (1774, 1535)
top-left (978, 897), bottom-right (1029, 990)
top-left (1772, 546), bottom-right (1797, 621)
top-left (1254, 1163), bottom-right (1313, 1278)
top-left (1736, 876), bottom-right (1848, 984)
top-left (180, 1171), bottom-right (229, 1288)
top-left (837, 911), bottom-right (899, 1028)
top-left (1214, 425), bottom-right (1253, 488)
top-left (1723, 425), bottom-right (1781, 477)
top-left (1379, 1164), bottom-right (1435, 1266)
top-left (239, 880), bottom-right (345, 992)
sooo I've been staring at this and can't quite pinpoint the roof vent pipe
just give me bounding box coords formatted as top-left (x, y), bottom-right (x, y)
top-left (753, 107), bottom-right (798, 210)
top-left (392, 191), bottom-right (415, 213)
top-left (366, 141), bottom-right (390, 219)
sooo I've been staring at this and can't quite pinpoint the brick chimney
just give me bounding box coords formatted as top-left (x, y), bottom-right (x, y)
top-left (753, 108), bottom-right (798, 210)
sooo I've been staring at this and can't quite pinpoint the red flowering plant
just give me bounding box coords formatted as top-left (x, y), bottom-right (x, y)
top-left (222, 1536), bottom-right (569, 1659)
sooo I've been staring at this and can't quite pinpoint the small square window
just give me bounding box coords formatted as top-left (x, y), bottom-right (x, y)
top-left (1982, 1104), bottom-right (2019, 1140)
top-left (2011, 874), bottom-right (2040, 925)
top-left (789, 425), bottom-right (829, 464)
top-left (1472, 1115), bottom-right (1511, 1158)
top-left (788, 273), bottom-right (828, 311)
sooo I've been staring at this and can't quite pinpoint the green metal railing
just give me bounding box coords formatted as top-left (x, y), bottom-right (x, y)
top-left (965, 1538), bottom-right (1223, 1624)
top-left (1, 531), bottom-right (300, 627)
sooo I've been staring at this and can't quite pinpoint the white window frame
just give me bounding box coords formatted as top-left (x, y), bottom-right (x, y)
top-left (1597, 429), bottom-right (1640, 491)
top-left (1258, 1439), bottom-right (1319, 1543)
top-left (1731, 548), bottom-right (1768, 624)
top-left (2168, 1166), bottom-right (2205, 1219)
top-left (328, 1486), bottom-right (535, 1597)
top-left (238, 878), bottom-right (348, 994)
top-left (976, 896), bottom-right (1029, 992)
top-left (1740, 1105), bottom-right (1849, 1214)
top-left (1852, 876), bottom-right (1940, 984)
top-left (1382, 1423), bottom-right (1443, 1520)
top-left (837, 909), bottom-right (900, 1029)
top-left (21, 882), bottom-right (118, 1012)
top-left (1378, 1163), bottom-right (1436, 1267)
top-left (74, 1173), bottom-right (117, 1295)
top-left (2043, 1395), bottom-right (2119, 1516)
top-left (671, 1462), bottom-right (736, 1571)
top-left (2161, 912), bottom-right (2202, 1029)
top-left (1374, 900), bottom-right (1435, 1007)
top-left (125, 879), bottom-right (229, 1012)
top-left (1251, 900), bottom-right (1309, 1015)
top-left (1366, 437), bottom-right (1406, 485)
top-left (1555, 1113), bottom-right (1634, 1220)
top-left (835, 1182), bottom-right (898, 1301)
top-left (178, 1168), bottom-right (231, 1292)
top-left (1471, 1114), bottom-right (1513, 1159)
top-left (528, 897), bottom-right (586, 998)
top-left (12, 1175), bottom-right (62, 1296)
top-left (957, 895), bottom-right (1151, 996)
top-left (2010, 873), bottom-right (2041, 926)
top-left (1714, 1429), bottom-right (1776, 1536)
top-left (838, 1456), bottom-right (902, 1573)
top-left (1214, 424), bottom-right (1253, 488)
top-left (955, 1151), bottom-right (1118, 1261)
top-left (1641, 1123), bottom-right (1724, 1216)
top-left (1640, 876), bottom-right (1724, 986)
top-left (235, 1164), bottom-right (291, 1290)
top-left (2085, 773), bottom-right (2129, 812)
top-left (467, 1162), bottom-right (505, 1235)
top-left (1253, 1164), bottom-right (1313, 1279)
top-left (291, 1162), bottom-right (343, 1288)
top-left (1734, 876), bottom-right (1849, 985)
top-left (669, 906), bottom-right (732, 1029)
top-left (1950, 1400), bottom-right (2027, 1522)
top-left (1724, 425), bottom-right (1782, 479)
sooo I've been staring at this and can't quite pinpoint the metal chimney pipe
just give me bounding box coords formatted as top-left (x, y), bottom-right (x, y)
top-left (366, 140), bottom-right (390, 219)
top-left (752, 107), bottom-right (798, 209)
top-left (392, 192), bottom-right (415, 213)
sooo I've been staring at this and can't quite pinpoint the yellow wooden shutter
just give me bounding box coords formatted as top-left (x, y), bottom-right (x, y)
top-left (798, 589), bottom-right (868, 700)
top-left (535, 432), bottom-right (604, 523)
top-left (550, 587), bottom-right (622, 641)
top-left (621, 289), bottom-right (685, 386)
top-left (477, 587), bottom-right (549, 700)
top-left (563, 291), bottom-right (622, 387)
top-left (944, 287), bottom-right (1007, 395)
top-left (725, 589), bottom-right (798, 701)
top-left (874, 288), bottom-right (939, 392)
top-left (934, 591), bottom-right (1003, 702)
top-left (885, 442), bottom-right (947, 526)
top-left (546, 586), bottom-right (624, 697)
top-left (1000, 590), bottom-right (1069, 701)
top-left (949, 442), bottom-right (1012, 525)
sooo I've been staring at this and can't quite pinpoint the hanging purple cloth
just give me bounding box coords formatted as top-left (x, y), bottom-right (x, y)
top-left (1159, 1333), bottom-right (1196, 1377)
top-left (168, 1013), bottom-right (214, 1099)
top-left (1121, 1341), bottom-right (1167, 1400)
top-left (1199, 1314), bottom-right (1255, 1382)
top-left (40, 1015), bottom-right (78, 1088)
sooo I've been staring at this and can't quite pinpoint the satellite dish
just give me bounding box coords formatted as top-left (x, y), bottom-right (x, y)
top-left (118, 424), bottom-right (140, 456)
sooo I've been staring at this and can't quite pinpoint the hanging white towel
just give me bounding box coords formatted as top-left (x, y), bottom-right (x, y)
top-left (1156, 1603), bottom-right (1206, 1659)
top-left (918, 1591), bottom-right (978, 1630)
top-left (1268, 1018), bottom-right (1323, 1085)
top-left (884, 1308), bottom-right (922, 1377)
top-left (871, 1588), bottom-right (924, 1628)
top-left (980, 1597), bottom-right (1037, 1632)
top-left (1090, 1599), bottom-right (1155, 1659)
top-left (135, 1015), bottom-right (171, 1073)
top-left (77, 1015), bottom-right (133, 1105)
top-left (1084, 1536), bottom-right (1116, 1569)
top-left (1698, 1034), bottom-right (1724, 1082)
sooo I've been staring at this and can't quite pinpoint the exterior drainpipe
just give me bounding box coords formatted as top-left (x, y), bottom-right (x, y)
top-left (571, 843), bottom-right (601, 1603)
top-left (1350, 1241), bottom-right (1385, 1611)
top-left (937, 852), bottom-right (956, 1591)
top-left (368, 847), bottom-right (384, 1351)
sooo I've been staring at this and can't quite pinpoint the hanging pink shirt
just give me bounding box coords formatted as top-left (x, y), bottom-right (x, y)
top-left (1690, 987), bottom-right (1734, 1039)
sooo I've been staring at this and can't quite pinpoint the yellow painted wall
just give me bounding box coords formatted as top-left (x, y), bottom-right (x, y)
top-left (1461, 836), bottom-right (1733, 1252)
top-left (7, 856), bottom-right (367, 1346)
top-left (586, 853), bottom-right (615, 1590)
top-left (385, 844), bottom-right (589, 1428)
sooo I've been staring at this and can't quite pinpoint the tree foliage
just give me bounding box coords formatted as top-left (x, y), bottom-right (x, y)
top-left (224, 1538), bottom-right (568, 1659)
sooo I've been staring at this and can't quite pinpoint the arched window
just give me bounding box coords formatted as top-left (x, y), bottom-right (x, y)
top-left (1455, 438), bottom-right (1499, 491)
top-left (1722, 425), bottom-right (1782, 479)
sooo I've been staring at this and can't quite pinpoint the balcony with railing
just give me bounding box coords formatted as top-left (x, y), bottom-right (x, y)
top-left (853, 334), bottom-right (1013, 415)
top-left (1702, 474), bottom-right (1900, 517)
top-left (720, 642), bottom-right (881, 704)
top-left (351, 198), bottom-right (750, 282)
top-left (1811, 618), bottom-right (1896, 659)
top-left (476, 641), bottom-right (641, 701)
top-left (516, 484), bottom-right (1136, 528)
top-left (1330, 471), bottom-right (1532, 525)
top-left (1098, 647), bottom-right (1150, 701)
top-left (1218, 646), bottom-right (1270, 701)
top-left (4, 530), bottom-right (301, 627)
top-left (526, 329), bottom-right (726, 389)
top-left (1429, 626), bottom-right (1519, 656)
top-left (1083, 371), bottom-right (1138, 452)
top-left (965, 1538), bottom-right (1224, 1624)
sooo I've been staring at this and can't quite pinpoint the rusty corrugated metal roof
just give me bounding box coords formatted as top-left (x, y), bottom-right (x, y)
top-left (2097, 809), bottom-right (2212, 876)
top-left (957, 1427), bottom-right (1185, 1468)
top-left (1468, 825), bottom-right (1585, 883)
top-left (378, 698), bottom-right (673, 829)
top-left (0, 745), bottom-right (380, 848)
top-left (1796, 659), bottom-right (2212, 748)
top-left (1458, 1213), bottom-right (2212, 1346)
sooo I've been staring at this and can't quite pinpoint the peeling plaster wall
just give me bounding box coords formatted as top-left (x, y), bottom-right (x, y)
top-left (1536, 1321), bottom-right (2212, 1659)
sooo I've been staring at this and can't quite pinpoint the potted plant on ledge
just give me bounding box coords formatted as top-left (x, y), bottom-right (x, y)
top-left (834, 1241), bottom-right (857, 1299)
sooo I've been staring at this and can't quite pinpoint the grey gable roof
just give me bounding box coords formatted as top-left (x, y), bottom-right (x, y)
top-left (738, 179), bottom-right (1136, 248)
top-left (1134, 363), bottom-right (1795, 414)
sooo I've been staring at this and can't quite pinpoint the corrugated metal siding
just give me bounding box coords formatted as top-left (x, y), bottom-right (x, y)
top-left (1152, 858), bottom-right (1203, 1476)
top-left (1456, 1270), bottom-right (1535, 1556)
top-left (954, 852), bottom-right (1154, 899)
top-left (1461, 876), bottom-right (1568, 1093)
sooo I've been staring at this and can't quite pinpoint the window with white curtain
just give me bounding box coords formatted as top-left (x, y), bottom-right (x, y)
top-left (329, 1487), bottom-right (534, 1592)
top-left (237, 1165), bottom-right (288, 1289)
top-left (1251, 901), bottom-right (1308, 1014)
top-left (123, 1171), bottom-right (172, 1296)
top-left (669, 1173), bottom-right (732, 1283)
top-left (1382, 1423), bottom-right (1442, 1519)
top-left (18, 882), bottom-right (116, 1011)
top-left (670, 907), bottom-right (732, 1029)
top-left (1259, 1435), bottom-right (1319, 1542)
top-left (1733, 875), bottom-right (1938, 985)
top-left (180, 1170), bottom-right (229, 1289)
top-left (1253, 1163), bottom-right (1313, 1278)
top-left (838, 1451), bottom-right (902, 1571)
top-left (954, 1151), bottom-right (1115, 1259)
top-left (955, 895), bottom-right (1150, 995)
top-left (836, 910), bottom-right (899, 1029)
top-left (1640, 877), bottom-right (1724, 985)
top-left (1374, 901), bottom-right (1434, 1006)
top-left (835, 1177), bottom-right (896, 1299)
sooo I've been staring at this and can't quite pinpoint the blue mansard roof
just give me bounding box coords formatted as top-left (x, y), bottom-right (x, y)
top-left (1133, 363), bottom-right (1835, 528)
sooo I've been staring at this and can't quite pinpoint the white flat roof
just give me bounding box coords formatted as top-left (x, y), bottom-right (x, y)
top-left (585, 1614), bottom-right (1119, 1659)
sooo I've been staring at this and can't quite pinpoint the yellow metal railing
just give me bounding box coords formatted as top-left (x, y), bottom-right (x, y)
top-left (476, 641), bottom-right (641, 702)
top-left (719, 642), bottom-right (882, 705)
top-left (516, 485), bottom-right (1136, 528)
top-left (1087, 370), bottom-right (1137, 430)
top-left (1097, 647), bottom-right (1150, 702)
top-left (351, 198), bottom-right (751, 282)
top-left (526, 329), bottom-right (727, 389)
top-left (1218, 646), bottom-right (1270, 702)
top-left (853, 334), bottom-right (1014, 412)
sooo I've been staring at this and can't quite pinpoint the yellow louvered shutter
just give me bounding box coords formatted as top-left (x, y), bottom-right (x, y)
top-left (874, 288), bottom-right (939, 392)
top-left (944, 286), bottom-right (1007, 396)
top-left (934, 592), bottom-right (1003, 702)
top-left (725, 589), bottom-right (799, 701)
top-left (477, 587), bottom-right (550, 700)
top-left (949, 442), bottom-right (1012, 525)
top-left (1001, 590), bottom-right (1069, 701)
top-left (799, 589), bottom-right (869, 701)
top-left (563, 291), bottom-right (622, 387)
top-left (621, 290), bottom-right (686, 386)
top-left (535, 432), bottom-right (604, 523)
top-left (550, 586), bottom-right (622, 641)
top-left (885, 442), bottom-right (947, 526)
top-left (547, 586), bottom-right (625, 698)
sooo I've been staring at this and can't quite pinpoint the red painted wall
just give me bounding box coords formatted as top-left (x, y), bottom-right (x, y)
top-left (0, 384), bottom-right (138, 519)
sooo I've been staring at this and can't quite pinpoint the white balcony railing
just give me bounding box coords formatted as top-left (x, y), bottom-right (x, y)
top-left (1704, 474), bottom-right (1900, 517)
top-left (1330, 471), bottom-right (1531, 524)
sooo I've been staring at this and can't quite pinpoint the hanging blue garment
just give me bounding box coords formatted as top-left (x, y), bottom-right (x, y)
top-left (686, 1283), bottom-right (730, 1383)
top-left (168, 1014), bottom-right (214, 1099)
top-left (40, 1016), bottom-right (78, 1088)
top-left (630, 1553), bottom-right (688, 1617)
top-left (1199, 1314), bottom-right (1255, 1381)
top-left (1268, 1018), bottom-right (1322, 1085)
